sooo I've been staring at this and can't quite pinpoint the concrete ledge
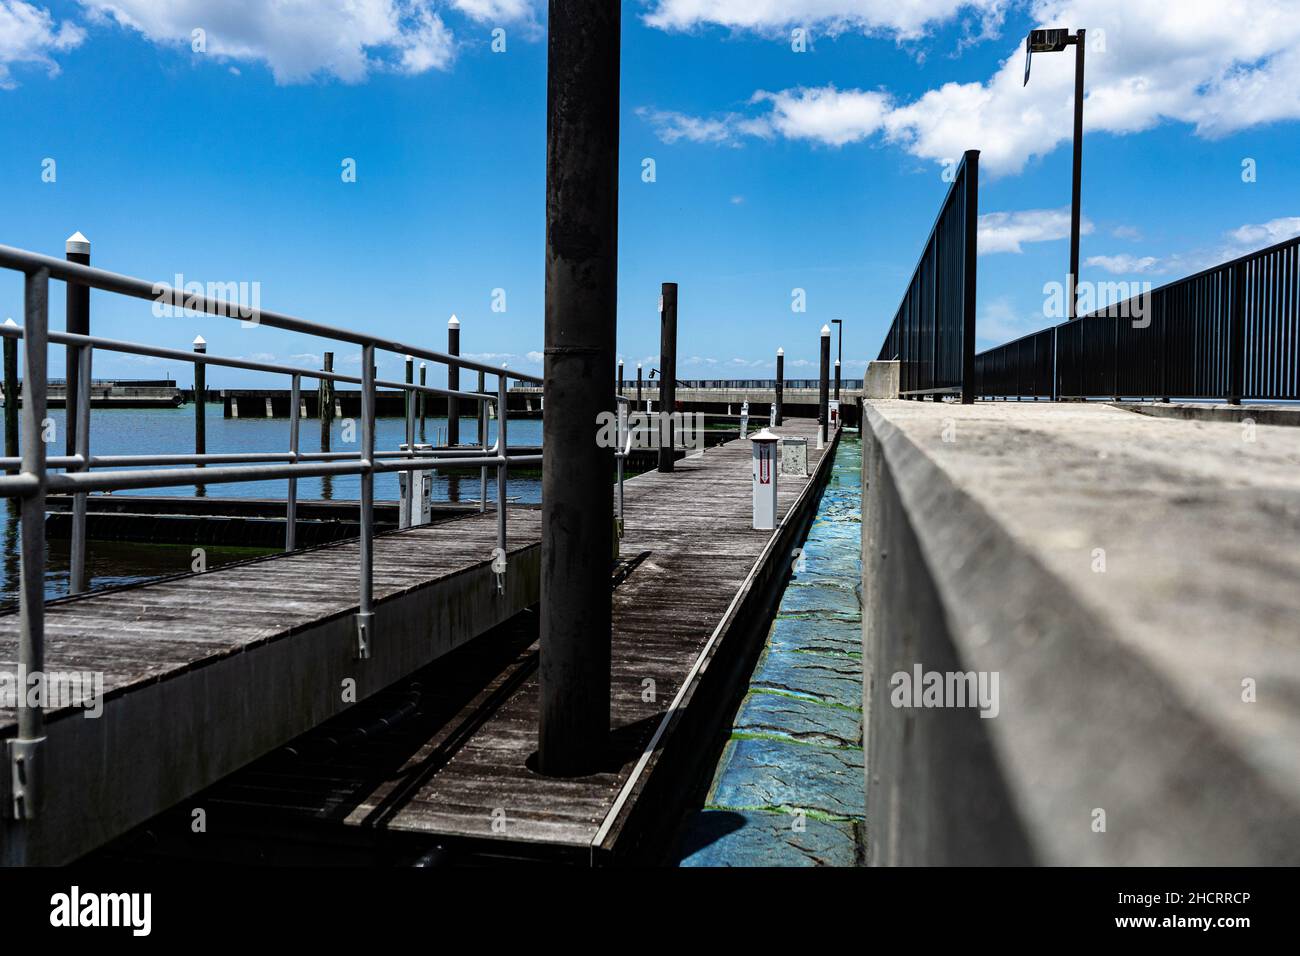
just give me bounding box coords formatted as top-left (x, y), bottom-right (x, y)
top-left (861, 400), bottom-right (1300, 865)
top-left (1112, 400), bottom-right (1300, 428)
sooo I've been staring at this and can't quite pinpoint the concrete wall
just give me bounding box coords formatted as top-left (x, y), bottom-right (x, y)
top-left (865, 361), bottom-right (899, 399)
top-left (860, 399), bottom-right (1300, 866)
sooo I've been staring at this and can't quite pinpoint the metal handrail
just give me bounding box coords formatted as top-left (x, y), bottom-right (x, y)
top-left (0, 244), bottom-right (541, 822)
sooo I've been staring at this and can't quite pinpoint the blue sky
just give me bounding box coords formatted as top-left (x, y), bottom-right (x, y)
top-left (1, 0), bottom-right (1297, 387)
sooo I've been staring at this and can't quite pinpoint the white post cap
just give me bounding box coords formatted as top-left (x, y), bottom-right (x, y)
top-left (66, 231), bottom-right (90, 255)
top-left (192, 335), bottom-right (206, 348)
top-left (448, 315), bottom-right (460, 329)
top-left (749, 427), bottom-right (780, 442)
top-left (835, 359), bottom-right (841, 366)
top-left (777, 347), bottom-right (784, 356)
top-left (405, 354), bottom-right (414, 362)
top-left (820, 324), bottom-right (831, 336)
top-left (5, 318), bottom-right (18, 327)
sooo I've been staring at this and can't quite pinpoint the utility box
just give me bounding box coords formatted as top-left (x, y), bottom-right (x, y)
top-left (750, 428), bottom-right (779, 531)
top-left (399, 443), bottom-right (434, 528)
top-left (828, 399), bottom-right (841, 429)
top-left (780, 436), bottom-right (808, 477)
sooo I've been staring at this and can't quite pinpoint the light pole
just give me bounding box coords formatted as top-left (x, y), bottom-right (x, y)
top-left (1025, 27), bottom-right (1085, 322)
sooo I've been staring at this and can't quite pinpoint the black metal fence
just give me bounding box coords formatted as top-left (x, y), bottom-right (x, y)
top-left (876, 150), bottom-right (979, 402)
top-left (976, 234), bottom-right (1300, 402)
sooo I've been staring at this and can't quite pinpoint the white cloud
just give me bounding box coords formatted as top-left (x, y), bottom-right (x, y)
top-left (641, 1), bottom-right (1300, 176)
top-left (1229, 216), bottom-right (1300, 248)
top-left (1086, 253), bottom-right (1159, 274)
top-left (0, 0), bottom-right (85, 89)
top-left (636, 107), bottom-right (746, 145)
top-left (978, 206), bottom-right (1093, 254)
top-left (642, 0), bottom-right (1007, 42)
top-left (73, 0), bottom-right (543, 83)
top-left (1112, 224), bottom-right (1141, 240)
top-left (525, 350), bottom-right (544, 364)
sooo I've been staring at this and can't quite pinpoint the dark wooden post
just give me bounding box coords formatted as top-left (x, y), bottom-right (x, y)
top-left (636, 362), bottom-right (642, 405)
top-left (193, 335), bottom-right (206, 496)
top-left (319, 351), bottom-right (334, 452)
top-left (537, 0), bottom-right (619, 775)
top-left (448, 315), bottom-right (460, 446)
top-left (419, 361), bottom-right (427, 441)
top-left (657, 282), bottom-right (678, 472)
top-left (65, 232), bottom-right (90, 456)
top-left (3, 319), bottom-right (18, 474)
top-left (775, 347), bottom-right (784, 425)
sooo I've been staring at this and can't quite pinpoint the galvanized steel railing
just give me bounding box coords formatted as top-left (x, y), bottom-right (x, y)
top-left (0, 241), bottom-right (550, 819)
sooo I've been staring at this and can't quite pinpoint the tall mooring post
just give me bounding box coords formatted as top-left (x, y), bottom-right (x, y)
top-left (819, 324), bottom-right (830, 447)
top-left (448, 315), bottom-right (461, 446)
top-left (537, 0), bottom-right (620, 775)
top-left (636, 362), bottom-right (643, 406)
top-left (64, 232), bottom-right (90, 457)
top-left (193, 336), bottom-right (206, 497)
top-left (657, 281), bottom-right (678, 473)
top-left (617, 359), bottom-right (624, 397)
top-left (775, 347), bottom-right (784, 426)
top-left (319, 351), bottom-right (334, 453)
top-left (834, 358), bottom-right (841, 401)
top-left (418, 362), bottom-right (427, 439)
top-left (3, 318), bottom-right (18, 475)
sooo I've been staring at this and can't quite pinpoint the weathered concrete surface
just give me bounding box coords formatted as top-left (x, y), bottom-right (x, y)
top-left (862, 399), bottom-right (1300, 865)
top-left (678, 436), bottom-right (865, 866)
top-left (1112, 400), bottom-right (1300, 428)
top-left (865, 361), bottom-right (899, 399)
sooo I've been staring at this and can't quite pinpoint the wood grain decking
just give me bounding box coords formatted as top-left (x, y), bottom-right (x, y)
top-left (180, 420), bottom-right (837, 863)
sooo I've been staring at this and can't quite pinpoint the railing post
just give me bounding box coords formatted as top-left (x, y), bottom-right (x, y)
top-left (4, 318), bottom-right (19, 474)
top-left (355, 343), bottom-right (375, 659)
top-left (538, 0), bottom-right (618, 776)
top-left (404, 355), bottom-right (416, 528)
top-left (447, 315), bottom-right (460, 447)
top-left (960, 149), bottom-right (979, 404)
top-left (1228, 260), bottom-right (1246, 404)
top-left (478, 369), bottom-right (487, 513)
top-left (775, 347), bottom-right (784, 426)
top-left (64, 232), bottom-right (89, 458)
top-left (657, 282), bottom-right (678, 472)
top-left (818, 324), bottom-right (830, 446)
top-left (285, 373), bottom-right (300, 551)
top-left (193, 336), bottom-right (206, 497)
top-left (69, 343), bottom-right (92, 593)
top-left (9, 267), bottom-right (50, 822)
top-left (496, 371), bottom-right (508, 569)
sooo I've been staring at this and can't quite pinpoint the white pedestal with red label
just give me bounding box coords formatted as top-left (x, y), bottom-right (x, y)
top-left (750, 428), bottom-right (779, 531)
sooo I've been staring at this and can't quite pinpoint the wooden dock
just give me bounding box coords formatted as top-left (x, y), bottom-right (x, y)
top-left (111, 420), bottom-right (838, 864)
top-left (3, 420), bottom-right (836, 865)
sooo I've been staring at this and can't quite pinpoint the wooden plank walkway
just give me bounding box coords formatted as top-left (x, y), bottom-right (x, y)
top-left (176, 420), bottom-right (836, 863)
